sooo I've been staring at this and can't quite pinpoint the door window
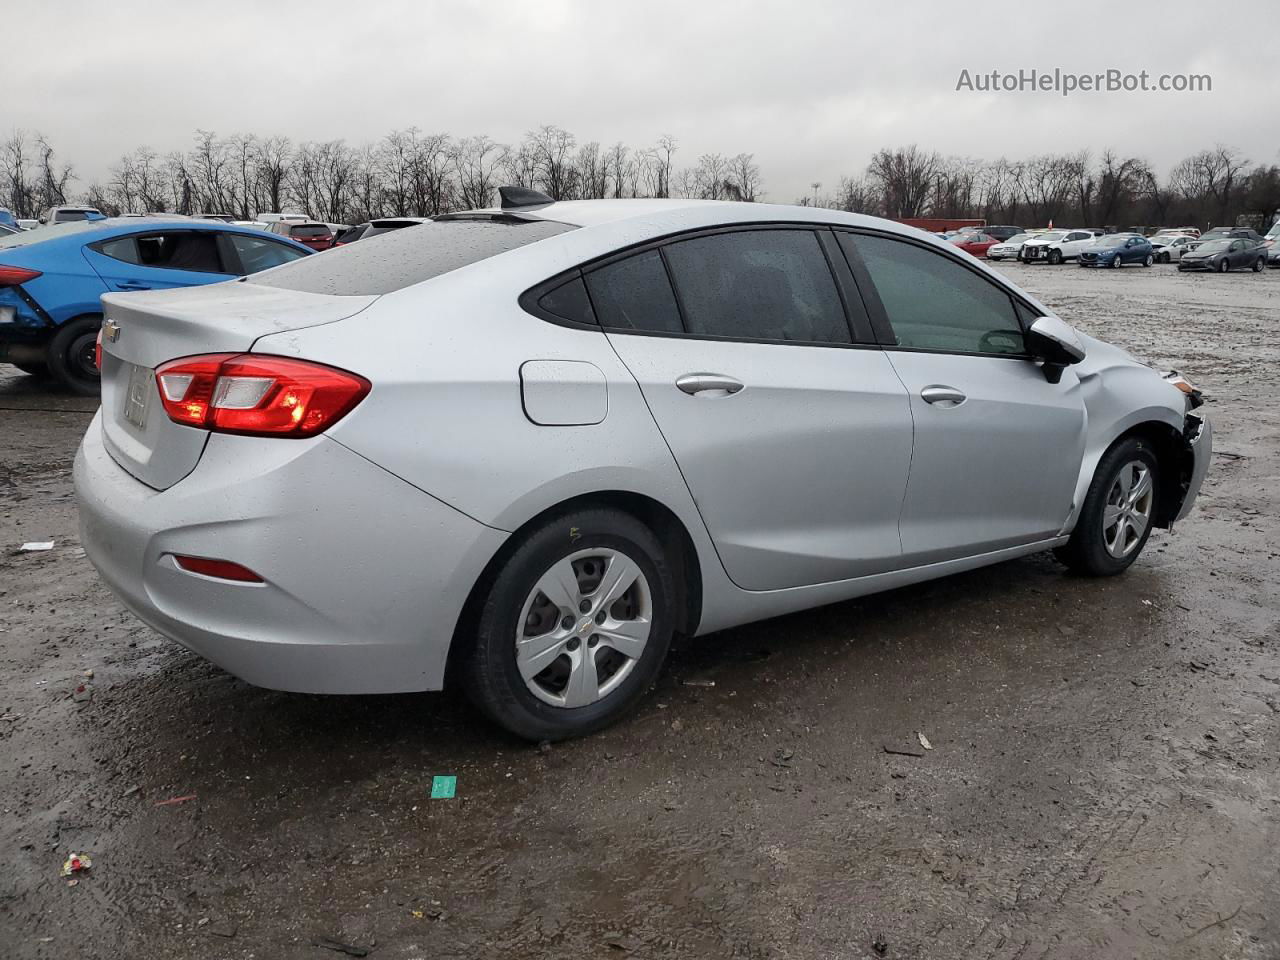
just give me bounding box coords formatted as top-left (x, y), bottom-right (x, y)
top-left (846, 233), bottom-right (1026, 355)
top-left (117, 232), bottom-right (226, 273)
top-left (662, 230), bottom-right (851, 344)
top-left (584, 249), bottom-right (683, 334)
top-left (228, 233), bottom-right (309, 274)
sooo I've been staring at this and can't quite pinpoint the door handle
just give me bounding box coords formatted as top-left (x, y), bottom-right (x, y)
top-left (676, 373), bottom-right (744, 397)
top-left (921, 385), bottom-right (967, 407)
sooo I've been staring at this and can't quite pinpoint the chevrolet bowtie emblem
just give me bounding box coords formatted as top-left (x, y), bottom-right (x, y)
top-left (103, 319), bottom-right (121, 343)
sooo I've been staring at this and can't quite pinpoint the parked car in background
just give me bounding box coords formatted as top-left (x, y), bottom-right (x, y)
top-left (949, 231), bottom-right (1000, 258)
top-left (1268, 243), bottom-right (1280, 268)
top-left (74, 194), bottom-right (1211, 740)
top-left (1190, 227), bottom-right (1264, 248)
top-left (987, 232), bottom-right (1037, 261)
top-left (268, 220), bottom-right (334, 250)
top-left (121, 212), bottom-right (189, 220)
top-left (1078, 234), bottom-right (1154, 268)
top-left (333, 217), bottom-right (430, 245)
top-left (1151, 227), bottom-right (1199, 242)
top-left (981, 225), bottom-right (1024, 242)
top-left (40, 205), bottom-right (105, 225)
top-left (0, 219), bottom-right (311, 393)
top-left (1020, 229), bottom-right (1099, 264)
top-left (195, 213), bottom-right (236, 222)
top-left (17, 219), bottom-right (39, 231)
top-left (1151, 235), bottom-right (1196, 263)
top-left (1177, 238), bottom-right (1267, 273)
top-left (256, 212), bottom-right (308, 226)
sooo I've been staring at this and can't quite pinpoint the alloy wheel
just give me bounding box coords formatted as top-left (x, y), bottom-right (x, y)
top-left (1102, 461), bottom-right (1153, 559)
top-left (515, 548), bottom-right (652, 708)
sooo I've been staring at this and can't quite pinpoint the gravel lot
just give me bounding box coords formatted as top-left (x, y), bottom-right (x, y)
top-left (1, 262), bottom-right (1278, 959)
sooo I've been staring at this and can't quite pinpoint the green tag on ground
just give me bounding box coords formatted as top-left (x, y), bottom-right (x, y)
top-left (430, 775), bottom-right (457, 799)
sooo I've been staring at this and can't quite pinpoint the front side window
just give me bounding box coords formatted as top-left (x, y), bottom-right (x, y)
top-left (662, 230), bottom-right (851, 344)
top-left (584, 249), bottom-right (683, 334)
top-left (229, 233), bottom-right (308, 274)
top-left (847, 233), bottom-right (1025, 356)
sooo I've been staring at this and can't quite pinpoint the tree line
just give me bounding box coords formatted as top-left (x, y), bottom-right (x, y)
top-left (0, 127), bottom-right (760, 223)
top-left (2, 127), bottom-right (1276, 231)
top-left (824, 144), bottom-right (1280, 231)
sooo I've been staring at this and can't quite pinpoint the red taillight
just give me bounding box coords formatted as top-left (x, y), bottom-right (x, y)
top-left (173, 555), bottom-right (264, 583)
top-left (0, 265), bottom-right (42, 286)
top-left (154, 353), bottom-right (370, 438)
top-left (95, 329), bottom-right (103, 370)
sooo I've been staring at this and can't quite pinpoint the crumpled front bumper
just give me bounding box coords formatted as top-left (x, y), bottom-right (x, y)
top-left (1174, 413), bottom-right (1212, 523)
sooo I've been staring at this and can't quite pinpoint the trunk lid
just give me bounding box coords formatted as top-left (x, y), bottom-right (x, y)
top-left (98, 280), bottom-right (376, 490)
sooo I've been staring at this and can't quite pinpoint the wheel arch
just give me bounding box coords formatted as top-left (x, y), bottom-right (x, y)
top-left (1091, 419), bottom-right (1189, 529)
top-left (445, 489), bottom-right (704, 686)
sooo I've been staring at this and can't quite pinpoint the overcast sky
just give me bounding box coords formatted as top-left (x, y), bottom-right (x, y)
top-left (13, 0), bottom-right (1280, 202)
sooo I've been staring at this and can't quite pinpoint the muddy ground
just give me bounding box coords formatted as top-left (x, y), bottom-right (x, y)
top-left (1, 262), bottom-right (1278, 960)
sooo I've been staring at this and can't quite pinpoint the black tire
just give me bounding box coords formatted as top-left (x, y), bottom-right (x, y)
top-left (47, 315), bottom-right (101, 396)
top-left (1048, 249), bottom-right (1063, 265)
top-left (1143, 254), bottom-right (1154, 267)
top-left (463, 507), bottom-right (676, 741)
top-left (1216, 259), bottom-right (1229, 274)
top-left (13, 362), bottom-right (51, 378)
top-left (1111, 254), bottom-right (1122, 268)
top-left (1252, 257), bottom-right (1264, 272)
top-left (1157, 252), bottom-right (1169, 264)
top-left (1054, 436), bottom-right (1160, 577)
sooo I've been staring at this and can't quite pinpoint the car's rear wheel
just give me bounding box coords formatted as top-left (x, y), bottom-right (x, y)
top-left (1143, 254), bottom-right (1154, 267)
top-left (47, 315), bottom-right (101, 396)
top-left (463, 507), bottom-right (676, 741)
top-left (1252, 257), bottom-right (1264, 272)
top-left (1054, 437), bottom-right (1159, 577)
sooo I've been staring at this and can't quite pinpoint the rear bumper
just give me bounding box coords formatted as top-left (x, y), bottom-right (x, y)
top-left (1173, 413), bottom-right (1212, 523)
top-left (75, 412), bottom-right (505, 693)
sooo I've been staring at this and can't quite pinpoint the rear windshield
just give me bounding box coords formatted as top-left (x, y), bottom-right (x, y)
top-left (290, 225), bottom-right (331, 237)
top-left (249, 218), bottom-right (576, 295)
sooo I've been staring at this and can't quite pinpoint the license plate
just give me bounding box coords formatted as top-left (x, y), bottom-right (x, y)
top-left (123, 362), bottom-right (151, 430)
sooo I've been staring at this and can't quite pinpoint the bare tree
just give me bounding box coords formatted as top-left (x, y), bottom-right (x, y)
top-left (452, 135), bottom-right (506, 209)
top-left (867, 145), bottom-right (938, 218)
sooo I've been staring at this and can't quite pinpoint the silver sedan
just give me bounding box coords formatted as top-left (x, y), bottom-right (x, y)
top-left (75, 195), bottom-right (1211, 740)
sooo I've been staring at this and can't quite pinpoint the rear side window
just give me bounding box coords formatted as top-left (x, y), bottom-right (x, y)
top-left (663, 230), bottom-right (851, 344)
top-left (96, 236), bottom-right (141, 264)
top-left (537, 276), bottom-right (595, 325)
top-left (135, 232), bottom-right (224, 273)
top-left (97, 232), bottom-right (225, 273)
top-left (848, 233), bottom-right (1025, 355)
top-left (228, 233), bottom-right (309, 274)
top-left (250, 219), bottom-right (576, 295)
top-left (584, 249), bottom-right (683, 334)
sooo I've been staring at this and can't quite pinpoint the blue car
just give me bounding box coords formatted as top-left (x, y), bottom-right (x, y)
top-left (1077, 234), bottom-right (1154, 269)
top-left (0, 218), bottom-right (311, 393)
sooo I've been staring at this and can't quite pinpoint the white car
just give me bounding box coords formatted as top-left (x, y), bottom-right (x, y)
top-left (1151, 235), bottom-right (1196, 263)
top-left (1020, 230), bottom-right (1100, 264)
top-left (75, 193), bottom-right (1212, 740)
top-left (987, 232), bottom-right (1036, 261)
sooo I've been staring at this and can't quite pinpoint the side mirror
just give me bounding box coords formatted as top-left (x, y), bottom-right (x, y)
top-left (1028, 316), bottom-right (1085, 383)
top-left (38, 217), bottom-right (47, 224)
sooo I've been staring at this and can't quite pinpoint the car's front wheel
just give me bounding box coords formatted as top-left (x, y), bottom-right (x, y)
top-left (1217, 259), bottom-right (1230, 273)
top-left (47, 315), bottom-right (101, 396)
top-left (1111, 255), bottom-right (1122, 268)
top-left (1048, 249), bottom-right (1063, 265)
top-left (1055, 437), bottom-right (1159, 577)
top-left (463, 507), bottom-right (676, 740)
